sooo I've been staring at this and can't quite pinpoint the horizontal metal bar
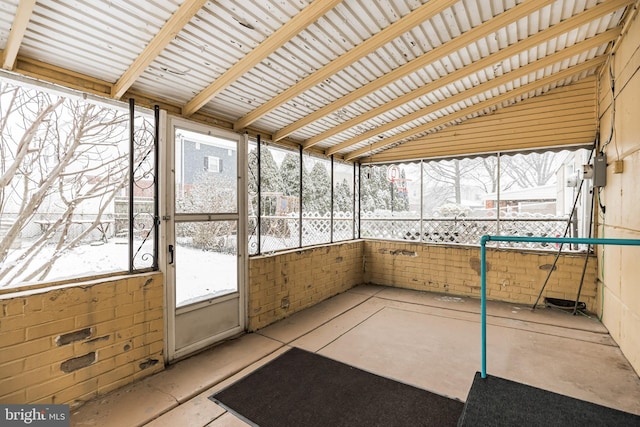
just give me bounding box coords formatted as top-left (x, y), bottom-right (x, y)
top-left (480, 235), bottom-right (640, 380)
top-left (481, 235), bottom-right (640, 246)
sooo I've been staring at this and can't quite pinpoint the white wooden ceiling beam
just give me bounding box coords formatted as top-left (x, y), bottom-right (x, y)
top-left (112, 0), bottom-right (209, 99)
top-left (277, 0), bottom-right (555, 146)
top-left (183, 0), bottom-right (343, 117)
top-left (2, 0), bottom-right (36, 70)
top-left (344, 56), bottom-right (605, 161)
top-left (232, 0), bottom-right (460, 131)
top-left (318, 0), bottom-right (631, 154)
top-left (327, 27), bottom-right (618, 156)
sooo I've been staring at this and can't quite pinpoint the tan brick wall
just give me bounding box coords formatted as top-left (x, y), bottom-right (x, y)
top-left (363, 240), bottom-right (598, 311)
top-left (0, 272), bottom-right (164, 407)
top-left (248, 241), bottom-right (363, 331)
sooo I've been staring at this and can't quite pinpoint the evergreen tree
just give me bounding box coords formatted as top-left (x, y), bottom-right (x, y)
top-left (334, 178), bottom-right (353, 213)
top-left (259, 146), bottom-right (283, 193)
top-left (360, 164), bottom-right (409, 213)
top-left (305, 161), bottom-right (331, 215)
top-left (280, 152), bottom-right (300, 197)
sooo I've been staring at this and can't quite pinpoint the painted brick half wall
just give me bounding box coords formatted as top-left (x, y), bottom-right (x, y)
top-left (248, 241), bottom-right (364, 331)
top-left (0, 272), bottom-right (164, 407)
top-left (363, 240), bottom-right (597, 312)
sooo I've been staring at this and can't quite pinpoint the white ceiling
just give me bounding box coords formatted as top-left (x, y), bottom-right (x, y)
top-left (0, 0), bottom-right (635, 161)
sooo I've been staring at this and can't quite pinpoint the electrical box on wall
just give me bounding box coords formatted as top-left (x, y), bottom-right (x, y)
top-left (593, 153), bottom-right (607, 187)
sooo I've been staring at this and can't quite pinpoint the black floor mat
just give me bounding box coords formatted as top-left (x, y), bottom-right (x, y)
top-left (458, 371), bottom-right (640, 427)
top-left (210, 346), bottom-right (464, 427)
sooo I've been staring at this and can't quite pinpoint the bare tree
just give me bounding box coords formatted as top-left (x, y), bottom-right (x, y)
top-left (0, 81), bottom-right (152, 286)
top-left (423, 158), bottom-right (486, 204)
top-left (501, 151), bottom-right (560, 188)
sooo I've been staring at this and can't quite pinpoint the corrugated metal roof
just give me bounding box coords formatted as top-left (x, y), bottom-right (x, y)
top-left (0, 0), bottom-right (635, 161)
top-left (0, 0), bottom-right (19, 52)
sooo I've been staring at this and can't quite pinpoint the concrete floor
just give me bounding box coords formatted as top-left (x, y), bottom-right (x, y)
top-left (70, 285), bottom-right (640, 427)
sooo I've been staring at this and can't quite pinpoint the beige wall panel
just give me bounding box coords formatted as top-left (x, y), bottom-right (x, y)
top-left (601, 285), bottom-right (623, 342)
top-left (616, 79), bottom-right (640, 157)
top-left (620, 236), bottom-right (640, 311)
top-left (621, 307), bottom-right (640, 375)
top-left (619, 152), bottom-right (640, 230)
top-left (597, 10), bottom-right (640, 377)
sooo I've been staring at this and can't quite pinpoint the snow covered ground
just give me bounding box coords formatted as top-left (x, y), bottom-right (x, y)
top-left (2, 239), bottom-right (237, 307)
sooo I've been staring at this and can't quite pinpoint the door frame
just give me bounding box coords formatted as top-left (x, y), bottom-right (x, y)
top-left (162, 114), bottom-right (248, 363)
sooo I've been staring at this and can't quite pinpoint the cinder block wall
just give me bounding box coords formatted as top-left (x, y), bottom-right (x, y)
top-left (363, 240), bottom-right (597, 312)
top-left (247, 241), bottom-right (363, 331)
top-left (0, 272), bottom-right (164, 407)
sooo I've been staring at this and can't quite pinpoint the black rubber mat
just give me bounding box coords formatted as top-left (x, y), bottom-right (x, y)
top-left (210, 346), bottom-right (464, 427)
top-left (458, 371), bottom-right (640, 426)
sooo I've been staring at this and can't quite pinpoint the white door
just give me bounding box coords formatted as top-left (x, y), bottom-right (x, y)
top-left (166, 117), bottom-right (246, 361)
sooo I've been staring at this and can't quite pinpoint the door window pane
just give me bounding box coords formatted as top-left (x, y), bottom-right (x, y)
top-left (175, 129), bottom-right (237, 214)
top-left (175, 220), bottom-right (237, 307)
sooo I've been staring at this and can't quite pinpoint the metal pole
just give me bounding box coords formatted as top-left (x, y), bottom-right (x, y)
top-left (573, 190), bottom-right (596, 314)
top-left (153, 105), bottom-right (160, 270)
top-left (495, 153), bottom-right (500, 246)
top-left (420, 160), bottom-right (424, 243)
top-left (256, 135), bottom-right (261, 254)
top-left (531, 177), bottom-right (587, 309)
top-left (357, 163), bottom-right (361, 239)
top-left (330, 155), bottom-right (334, 243)
top-left (299, 144), bottom-right (303, 247)
top-left (480, 235), bottom-right (488, 379)
top-left (479, 235), bottom-right (640, 380)
top-left (353, 162), bottom-right (357, 240)
top-left (128, 99), bottom-right (135, 273)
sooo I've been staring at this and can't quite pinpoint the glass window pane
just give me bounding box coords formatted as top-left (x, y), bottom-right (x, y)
top-left (498, 149), bottom-right (589, 250)
top-left (175, 221), bottom-right (237, 307)
top-left (248, 141), bottom-right (259, 255)
top-left (333, 161), bottom-right (354, 242)
top-left (360, 163), bottom-right (419, 240)
top-left (0, 79), bottom-right (155, 288)
top-left (175, 129), bottom-right (237, 214)
top-left (249, 143), bottom-right (301, 253)
top-left (422, 156), bottom-right (498, 245)
top-left (302, 155), bottom-right (331, 246)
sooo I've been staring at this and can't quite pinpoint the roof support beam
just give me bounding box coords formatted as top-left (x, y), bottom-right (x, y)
top-left (319, 0), bottom-right (631, 155)
top-left (112, 0), bottom-right (209, 99)
top-left (278, 0), bottom-right (557, 146)
top-left (233, 0), bottom-right (459, 131)
top-left (2, 0), bottom-right (36, 70)
top-left (343, 56), bottom-right (605, 161)
top-left (327, 27), bottom-right (619, 156)
top-left (183, 0), bottom-right (342, 117)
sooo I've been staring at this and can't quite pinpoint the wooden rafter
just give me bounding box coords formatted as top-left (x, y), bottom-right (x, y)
top-left (275, 0), bottom-right (555, 145)
top-left (182, 0), bottom-right (342, 117)
top-left (2, 0), bottom-right (36, 70)
top-left (316, 0), bottom-right (631, 154)
top-left (343, 56), bottom-right (605, 161)
top-left (112, 0), bottom-right (209, 99)
top-left (327, 28), bottom-right (619, 156)
top-left (232, 0), bottom-right (460, 131)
